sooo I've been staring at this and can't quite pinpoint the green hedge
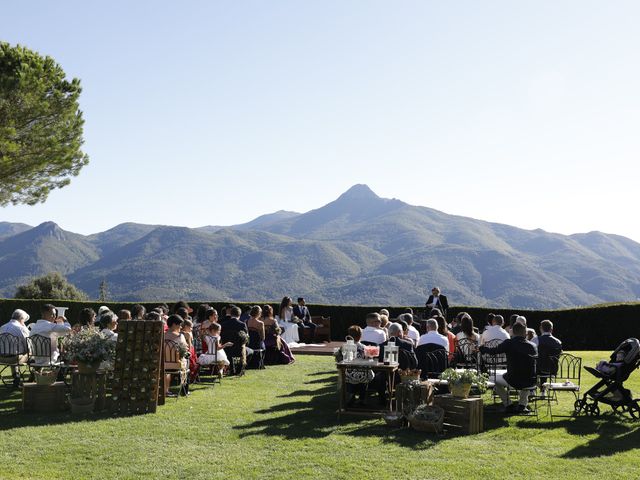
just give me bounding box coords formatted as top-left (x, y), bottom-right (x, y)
top-left (1, 298), bottom-right (638, 351)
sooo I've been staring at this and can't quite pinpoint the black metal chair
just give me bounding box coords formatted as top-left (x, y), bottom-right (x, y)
top-left (0, 333), bottom-right (29, 386)
top-left (543, 353), bottom-right (582, 418)
top-left (415, 344), bottom-right (448, 380)
top-left (454, 337), bottom-right (480, 371)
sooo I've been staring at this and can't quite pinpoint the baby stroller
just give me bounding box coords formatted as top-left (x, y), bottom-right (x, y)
top-left (575, 338), bottom-right (640, 418)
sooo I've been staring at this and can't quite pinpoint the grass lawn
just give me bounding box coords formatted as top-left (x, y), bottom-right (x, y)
top-left (0, 351), bottom-right (639, 479)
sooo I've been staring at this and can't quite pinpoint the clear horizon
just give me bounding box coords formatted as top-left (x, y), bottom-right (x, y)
top-left (2, 1), bottom-right (640, 242)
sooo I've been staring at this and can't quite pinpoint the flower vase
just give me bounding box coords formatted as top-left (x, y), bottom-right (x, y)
top-left (77, 362), bottom-right (99, 374)
top-left (450, 382), bottom-right (472, 398)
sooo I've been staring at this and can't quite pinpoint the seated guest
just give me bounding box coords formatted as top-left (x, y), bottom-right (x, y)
top-left (417, 318), bottom-right (449, 351)
top-left (293, 297), bottom-right (317, 341)
top-left (379, 314), bottom-right (391, 337)
top-left (172, 300), bottom-right (193, 316)
top-left (29, 304), bottom-right (71, 365)
top-left (118, 309), bottom-right (132, 321)
top-left (434, 315), bottom-right (456, 361)
top-left (176, 307), bottom-right (191, 323)
top-left (193, 303), bottom-right (211, 326)
top-left (378, 323), bottom-right (417, 370)
top-left (198, 323), bottom-right (231, 367)
top-left (220, 306), bottom-right (253, 373)
top-left (361, 313), bottom-right (387, 345)
top-left (181, 318), bottom-right (199, 382)
top-left (240, 305), bottom-right (252, 323)
top-left (247, 305), bottom-right (265, 350)
top-left (482, 313), bottom-right (495, 334)
top-left (131, 304), bottom-right (146, 320)
top-left (526, 328), bottom-right (537, 343)
top-left (199, 308), bottom-right (219, 347)
top-left (74, 308), bottom-right (96, 332)
top-left (449, 312), bottom-right (464, 335)
top-left (99, 312), bottom-right (118, 341)
top-left (480, 314), bottom-right (510, 346)
top-left (402, 313), bottom-right (420, 346)
top-left (479, 322), bottom-right (538, 413)
top-left (534, 320), bottom-right (562, 378)
top-left (0, 309), bottom-right (30, 387)
top-left (164, 314), bottom-right (189, 397)
top-left (261, 305), bottom-right (295, 365)
top-left (278, 297), bottom-right (300, 345)
top-left (379, 308), bottom-right (390, 318)
top-left (342, 325), bottom-right (370, 406)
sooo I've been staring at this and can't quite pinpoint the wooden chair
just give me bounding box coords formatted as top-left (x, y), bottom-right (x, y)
top-left (164, 340), bottom-right (188, 399)
top-left (311, 316), bottom-right (331, 342)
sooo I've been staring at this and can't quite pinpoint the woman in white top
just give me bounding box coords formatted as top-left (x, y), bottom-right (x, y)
top-left (277, 296), bottom-right (299, 344)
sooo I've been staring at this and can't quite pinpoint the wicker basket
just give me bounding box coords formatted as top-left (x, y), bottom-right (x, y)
top-left (450, 382), bottom-right (472, 399)
top-left (408, 405), bottom-right (445, 433)
top-left (34, 369), bottom-right (58, 386)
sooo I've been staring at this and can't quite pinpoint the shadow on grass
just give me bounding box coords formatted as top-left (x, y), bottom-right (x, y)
top-left (235, 372), bottom-right (509, 447)
top-left (516, 414), bottom-right (640, 458)
top-left (0, 384), bottom-right (159, 432)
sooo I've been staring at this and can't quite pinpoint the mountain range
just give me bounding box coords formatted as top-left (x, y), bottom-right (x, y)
top-left (1, 184), bottom-right (640, 308)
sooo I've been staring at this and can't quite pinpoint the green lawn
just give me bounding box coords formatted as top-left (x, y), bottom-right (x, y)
top-left (0, 351), bottom-right (639, 479)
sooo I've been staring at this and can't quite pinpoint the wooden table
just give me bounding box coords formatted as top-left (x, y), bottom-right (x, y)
top-left (336, 361), bottom-right (398, 415)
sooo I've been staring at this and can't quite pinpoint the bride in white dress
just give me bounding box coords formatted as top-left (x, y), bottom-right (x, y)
top-left (277, 296), bottom-right (299, 345)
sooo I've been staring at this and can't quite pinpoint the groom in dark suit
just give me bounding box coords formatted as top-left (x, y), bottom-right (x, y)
top-left (292, 297), bottom-right (317, 342)
top-left (425, 286), bottom-right (449, 319)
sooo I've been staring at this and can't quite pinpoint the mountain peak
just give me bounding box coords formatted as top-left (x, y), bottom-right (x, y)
top-left (337, 184), bottom-right (380, 201)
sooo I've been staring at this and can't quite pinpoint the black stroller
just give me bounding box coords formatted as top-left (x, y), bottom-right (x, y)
top-left (575, 338), bottom-right (640, 418)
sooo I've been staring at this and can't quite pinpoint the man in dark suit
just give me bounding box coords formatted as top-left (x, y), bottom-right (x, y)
top-left (425, 287), bottom-right (449, 319)
top-left (292, 297), bottom-right (317, 342)
top-left (534, 319), bottom-right (562, 379)
top-left (374, 322), bottom-right (417, 404)
top-left (479, 322), bottom-right (537, 413)
top-left (220, 306), bottom-right (253, 374)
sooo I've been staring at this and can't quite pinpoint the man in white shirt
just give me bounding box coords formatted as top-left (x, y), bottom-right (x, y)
top-left (29, 303), bottom-right (72, 365)
top-left (417, 319), bottom-right (449, 351)
top-left (361, 313), bottom-right (387, 345)
top-left (0, 309), bottom-right (31, 387)
top-left (400, 313), bottom-right (420, 346)
top-left (480, 314), bottom-right (510, 346)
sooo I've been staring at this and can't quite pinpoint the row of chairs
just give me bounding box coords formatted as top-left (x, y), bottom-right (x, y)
top-left (0, 333), bottom-right (69, 385)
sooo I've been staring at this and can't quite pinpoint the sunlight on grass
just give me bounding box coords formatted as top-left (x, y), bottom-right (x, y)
top-left (0, 351), bottom-right (638, 479)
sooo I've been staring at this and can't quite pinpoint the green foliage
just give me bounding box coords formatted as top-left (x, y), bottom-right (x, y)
top-left (0, 42), bottom-right (89, 206)
top-left (61, 327), bottom-right (115, 364)
top-left (14, 272), bottom-right (88, 301)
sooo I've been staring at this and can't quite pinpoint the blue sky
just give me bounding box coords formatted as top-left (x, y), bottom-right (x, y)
top-left (2, 1), bottom-right (640, 241)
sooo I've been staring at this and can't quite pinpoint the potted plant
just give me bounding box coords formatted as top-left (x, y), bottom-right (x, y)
top-left (62, 328), bottom-right (115, 374)
top-left (440, 368), bottom-right (488, 398)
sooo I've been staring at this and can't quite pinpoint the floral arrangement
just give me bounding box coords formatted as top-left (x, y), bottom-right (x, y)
top-left (363, 345), bottom-right (379, 359)
top-left (440, 368), bottom-right (488, 393)
top-left (177, 342), bottom-right (189, 359)
top-left (237, 331), bottom-right (249, 345)
top-left (62, 328), bottom-right (115, 365)
top-left (412, 404), bottom-right (444, 423)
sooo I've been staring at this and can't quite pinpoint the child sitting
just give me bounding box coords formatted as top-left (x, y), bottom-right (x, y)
top-left (198, 323), bottom-right (231, 367)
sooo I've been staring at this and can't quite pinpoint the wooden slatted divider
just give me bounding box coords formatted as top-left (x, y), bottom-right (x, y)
top-left (110, 320), bottom-right (164, 415)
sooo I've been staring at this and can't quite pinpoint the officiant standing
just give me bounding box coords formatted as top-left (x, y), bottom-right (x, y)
top-left (425, 286), bottom-right (449, 319)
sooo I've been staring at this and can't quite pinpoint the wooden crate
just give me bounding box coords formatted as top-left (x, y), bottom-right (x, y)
top-left (433, 395), bottom-right (483, 434)
top-left (110, 320), bottom-right (164, 415)
top-left (22, 382), bottom-right (68, 412)
top-left (71, 372), bottom-right (108, 412)
top-left (395, 381), bottom-right (434, 417)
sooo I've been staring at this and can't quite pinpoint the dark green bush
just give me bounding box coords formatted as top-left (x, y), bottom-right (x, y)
top-left (1, 298), bottom-right (637, 350)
